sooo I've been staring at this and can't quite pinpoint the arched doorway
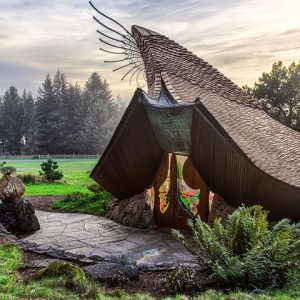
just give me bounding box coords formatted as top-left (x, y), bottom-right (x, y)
top-left (149, 153), bottom-right (210, 229)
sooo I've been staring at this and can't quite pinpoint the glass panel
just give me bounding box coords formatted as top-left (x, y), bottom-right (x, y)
top-left (158, 154), bottom-right (171, 214)
top-left (176, 155), bottom-right (200, 218)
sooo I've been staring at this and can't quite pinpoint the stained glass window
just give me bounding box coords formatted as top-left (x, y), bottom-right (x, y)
top-left (158, 154), bottom-right (171, 214)
top-left (176, 155), bottom-right (200, 218)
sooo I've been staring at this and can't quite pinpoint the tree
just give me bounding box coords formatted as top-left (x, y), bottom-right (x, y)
top-left (244, 61), bottom-right (300, 130)
top-left (1, 86), bottom-right (24, 154)
top-left (60, 82), bottom-right (84, 153)
top-left (36, 74), bottom-right (60, 153)
top-left (21, 90), bottom-right (37, 154)
top-left (39, 159), bottom-right (63, 182)
top-left (79, 72), bottom-right (119, 154)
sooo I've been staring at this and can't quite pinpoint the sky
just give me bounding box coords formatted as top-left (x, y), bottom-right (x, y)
top-left (0, 0), bottom-right (300, 101)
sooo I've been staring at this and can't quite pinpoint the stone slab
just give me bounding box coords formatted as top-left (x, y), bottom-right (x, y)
top-left (21, 210), bottom-right (202, 270)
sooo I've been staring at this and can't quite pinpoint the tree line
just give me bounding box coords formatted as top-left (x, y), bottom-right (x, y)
top-left (0, 71), bottom-right (126, 155)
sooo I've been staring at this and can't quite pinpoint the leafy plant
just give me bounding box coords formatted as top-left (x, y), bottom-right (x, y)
top-left (17, 173), bottom-right (43, 184)
top-left (162, 267), bottom-right (199, 295)
top-left (52, 184), bottom-right (111, 216)
top-left (39, 159), bottom-right (63, 182)
top-left (173, 205), bottom-right (300, 290)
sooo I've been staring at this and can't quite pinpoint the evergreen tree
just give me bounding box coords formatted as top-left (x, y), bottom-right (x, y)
top-left (53, 70), bottom-right (68, 152)
top-left (60, 82), bottom-right (84, 153)
top-left (1, 86), bottom-right (24, 154)
top-left (80, 72), bottom-right (118, 154)
top-left (36, 74), bottom-right (59, 154)
top-left (21, 90), bottom-right (37, 154)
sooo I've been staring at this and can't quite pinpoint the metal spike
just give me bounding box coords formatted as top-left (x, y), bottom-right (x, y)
top-left (99, 48), bottom-right (124, 54)
top-left (89, 1), bottom-right (133, 37)
top-left (113, 63), bottom-right (134, 72)
top-left (93, 16), bottom-right (133, 44)
top-left (99, 37), bottom-right (123, 49)
top-left (104, 58), bottom-right (129, 63)
top-left (129, 67), bottom-right (142, 84)
top-left (121, 64), bottom-right (142, 81)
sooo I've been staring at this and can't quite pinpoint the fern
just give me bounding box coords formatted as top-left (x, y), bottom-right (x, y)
top-left (173, 205), bottom-right (300, 289)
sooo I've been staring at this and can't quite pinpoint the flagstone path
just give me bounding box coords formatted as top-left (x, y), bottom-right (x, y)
top-left (21, 211), bottom-right (201, 270)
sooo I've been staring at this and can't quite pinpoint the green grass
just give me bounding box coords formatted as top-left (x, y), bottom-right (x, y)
top-left (0, 243), bottom-right (153, 300)
top-left (2, 158), bottom-right (98, 196)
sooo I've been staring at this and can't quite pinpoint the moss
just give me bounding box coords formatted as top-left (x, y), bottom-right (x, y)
top-left (35, 261), bottom-right (88, 294)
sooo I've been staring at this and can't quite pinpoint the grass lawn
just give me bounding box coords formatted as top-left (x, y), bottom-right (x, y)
top-left (2, 158), bottom-right (98, 196)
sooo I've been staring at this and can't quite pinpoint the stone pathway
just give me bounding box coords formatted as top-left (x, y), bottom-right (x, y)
top-left (21, 211), bottom-right (200, 270)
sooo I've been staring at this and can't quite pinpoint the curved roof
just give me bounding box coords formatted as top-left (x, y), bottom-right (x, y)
top-left (91, 24), bottom-right (300, 221)
top-left (131, 25), bottom-right (300, 189)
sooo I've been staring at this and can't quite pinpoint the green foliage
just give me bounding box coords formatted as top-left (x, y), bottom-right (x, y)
top-left (36, 261), bottom-right (88, 294)
top-left (173, 205), bottom-right (300, 290)
top-left (52, 183), bottom-right (112, 216)
top-left (244, 60), bottom-right (300, 130)
top-left (39, 159), bottom-right (63, 182)
top-left (17, 173), bottom-right (43, 184)
top-left (0, 161), bottom-right (6, 168)
top-left (162, 267), bottom-right (198, 295)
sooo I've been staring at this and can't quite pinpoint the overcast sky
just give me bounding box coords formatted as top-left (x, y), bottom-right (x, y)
top-left (0, 0), bottom-right (300, 101)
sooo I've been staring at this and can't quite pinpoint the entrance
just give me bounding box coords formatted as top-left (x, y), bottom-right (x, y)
top-left (149, 153), bottom-right (210, 229)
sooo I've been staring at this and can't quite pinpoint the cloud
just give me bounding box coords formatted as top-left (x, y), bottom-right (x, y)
top-left (0, 0), bottom-right (300, 100)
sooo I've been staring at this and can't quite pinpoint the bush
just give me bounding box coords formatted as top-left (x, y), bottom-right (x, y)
top-left (162, 267), bottom-right (199, 295)
top-left (17, 173), bottom-right (43, 184)
top-left (52, 184), bottom-right (111, 216)
top-left (35, 261), bottom-right (88, 294)
top-left (39, 159), bottom-right (63, 182)
top-left (173, 205), bottom-right (300, 290)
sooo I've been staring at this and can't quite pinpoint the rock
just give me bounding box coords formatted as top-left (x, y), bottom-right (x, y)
top-left (83, 262), bottom-right (139, 282)
top-left (31, 259), bottom-right (62, 268)
top-left (0, 201), bottom-right (19, 232)
top-left (0, 174), bottom-right (25, 202)
top-left (14, 198), bottom-right (40, 233)
top-left (208, 194), bottom-right (235, 224)
top-left (105, 192), bottom-right (154, 229)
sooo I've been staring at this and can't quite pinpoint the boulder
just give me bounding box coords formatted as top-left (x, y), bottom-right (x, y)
top-left (15, 198), bottom-right (40, 233)
top-left (105, 192), bottom-right (154, 229)
top-left (83, 262), bottom-right (139, 283)
top-left (208, 194), bottom-right (235, 224)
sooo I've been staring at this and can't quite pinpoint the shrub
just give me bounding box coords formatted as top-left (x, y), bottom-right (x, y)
top-left (35, 261), bottom-right (88, 294)
top-left (173, 205), bottom-right (300, 290)
top-left (162, 267), bottom-right (199, 295)
top-left (39, 159), bottom-right (63, 182)
top-left (17, 173), bottom-right (43, 184)
top-left (52, 184), bottom-right (112, 216)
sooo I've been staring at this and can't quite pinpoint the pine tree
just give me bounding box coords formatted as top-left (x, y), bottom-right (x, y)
top-left (60, 82), bottom-right (84, 153)
top-left (80, 72), bottom-right (119, 154)
top-left (53, 70), bottom-right (68, 152)
top-left (1, 86), bottom-right (24, 154)
top-left (21, 90), bottom-right (37, 154)
top-left (36, 74), bottom-right (59, 154)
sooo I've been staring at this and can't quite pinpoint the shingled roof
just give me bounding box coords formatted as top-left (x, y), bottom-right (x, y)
top-left (91, 25), bottom-right (300, 221)
top-left (132, 25), bottom-right (300, 189)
